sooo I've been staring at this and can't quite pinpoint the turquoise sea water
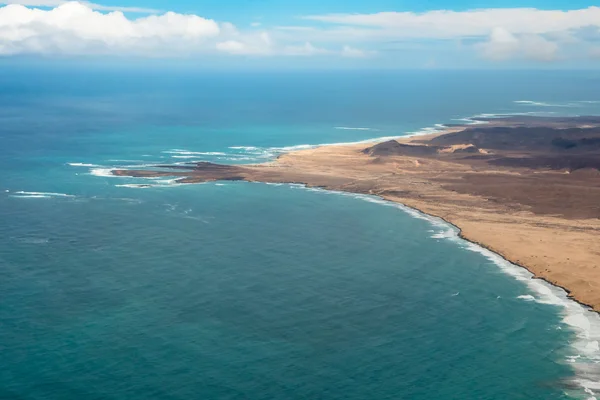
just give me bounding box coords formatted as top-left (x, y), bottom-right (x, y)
top-left (1, 68), bottom-right (600, 399)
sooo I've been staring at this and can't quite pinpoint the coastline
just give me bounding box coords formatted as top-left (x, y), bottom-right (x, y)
top-left (270, 183), bottom-right (600, 391)
top-left (109, 118), bottom-right (600, 309)
top-left (107, 116), bottom-right (600, 393)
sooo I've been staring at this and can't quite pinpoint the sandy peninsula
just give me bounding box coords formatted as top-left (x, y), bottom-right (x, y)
top-left (113, 117), bottom-right (600, 311)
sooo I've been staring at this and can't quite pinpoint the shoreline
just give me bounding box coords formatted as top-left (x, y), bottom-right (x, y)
top-left (108, 115), bottom-right (600, 312)
top-left (106, 115), bottom-right (600, 393)
top-left (276, 183), bottom-right (600, 392)
top-left (272, 180), bottom-right (600, 314)
top-left (403, 196), bottom-right (600, 317)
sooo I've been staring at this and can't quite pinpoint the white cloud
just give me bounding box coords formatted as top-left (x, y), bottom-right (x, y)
top-left (0, 0), bottom-right (158, 13)
top-left (479, 28), bottom-right (558, 61)
top-left (0, 2), bottom-right (340, 58)
top-left (304, 8), bottom-right (600, 39)
top-left (0, 2), bottom-right (221, 55)
top-left (1, 2), bottom-right (599, 63)
top-left (283, 42), bottom-right (328, 56)
top-left (341, 45), bottom-right (369, 58)
top-left (293, 7), bottom-right (600, 63)
top-left (215, 40), bottom-right (245, 54)
top-left (215, 27), bottom-right (272, 55)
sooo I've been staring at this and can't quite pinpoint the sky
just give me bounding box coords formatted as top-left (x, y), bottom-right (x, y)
top-left (0, 0), bottom-right (600, 68)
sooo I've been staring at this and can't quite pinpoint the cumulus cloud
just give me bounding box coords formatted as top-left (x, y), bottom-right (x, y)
top-left (0, 0), bottom-right (158, 13)
top-left (479, 28), bottom-right (558, 61)
top-left (0, 2), bottom-right (220, 55)
top-left (0, 2), bottom-right (352, 58)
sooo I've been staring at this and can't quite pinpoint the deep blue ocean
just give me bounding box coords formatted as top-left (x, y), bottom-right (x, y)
top-left (2, 66), bottom-right (600, 399)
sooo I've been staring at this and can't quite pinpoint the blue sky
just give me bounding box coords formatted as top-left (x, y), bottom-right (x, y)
top-left (1, 0), bottom-right (600, 68)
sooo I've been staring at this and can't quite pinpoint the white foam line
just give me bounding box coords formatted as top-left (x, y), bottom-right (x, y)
top-left (90, 168), bottom-right (118, 177)
top-left (14, 191), bottom-right (74, 197)
top-left (115, 184), bottom-right (152, 189)
top-left (115, 178), bottom-right (190, 189)
top-left (227, 134), bottom-right (425, 159)
top-left (229, 146), bottom-right (260, 150)
top-left (334, 126), bottom-right (377, 131)
top-left (171, 156), bottom-right (201, 159)
top-left (517, 295), bottom-right (537, 301)
top-left (114, 163), bottom-right (163, 168)
top-left (90, 163), bottom-right (164, 178)
top-left (163, 150), bottom-right (228, 156)
top-left (68, 163), bottom-right (100, 167)
top-left (277, 183), bottom-right (600, 397)
top-left (515, 100), bottom-right (577, 107)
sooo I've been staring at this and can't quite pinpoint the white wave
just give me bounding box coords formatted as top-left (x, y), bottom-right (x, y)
top-left (225, 122), bottom-right (453, 161)
top-left (164, 150), bottom-right (228, 156)
top-left (155, 178), bottom-right (180, 185)
top-left (115, 184), bottom-right (152, 189)
top-left (217, 156), bottom-right (258, 161)
top-left (90, 168), bottom-right (117, 177)
top-left (11, 194), bottom-right (51, 198)
top-left (229, 137), bottom-right (410, 160)
top-left (229, 146), bottom-right (260, 150)
top-left (334, 126), bottom-right (376, 131)
top-left (116, 163), bottom-right (163, 168)
top-left (197, 152), bottom-right (228, 156)
top-left (454, 111), bottom-right (557, 125)
top-left (405, 125), bottom-right (447, 138)
top-left (431, 229), bottom-right (456, 239)
top-left (171, 155), bottom-right (200, 159)
top-left (515, 100), bottom-right (552, 106)
top-left (271, 144), bottom-right (315, 151)
top-left (453, 116), bottom-right (490, 125)
top-left (515, 100), bottom-right (576, 107)
top-left (14, 191), bottom-right (74, 197)
top-left (274, 182), bottom-right (600, 396)
top-left (68, 162), bottom-right (100, 167)
top-left (11, 191), bottom-right (75, 199)
top-left (116, 178), bottom-right (189, 189)
top-left (517, 295), bottom-right (537, 301)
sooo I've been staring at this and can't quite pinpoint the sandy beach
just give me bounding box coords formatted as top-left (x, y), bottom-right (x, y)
top-left (113, 117), bottom-right (600, 311)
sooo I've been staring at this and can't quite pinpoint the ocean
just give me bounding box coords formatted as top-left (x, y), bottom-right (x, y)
top-left (1, 66), bottom-right (600, 399)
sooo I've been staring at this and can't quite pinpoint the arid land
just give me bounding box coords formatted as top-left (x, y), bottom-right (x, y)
top-left (113, 117), bottom-right (600, 311)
